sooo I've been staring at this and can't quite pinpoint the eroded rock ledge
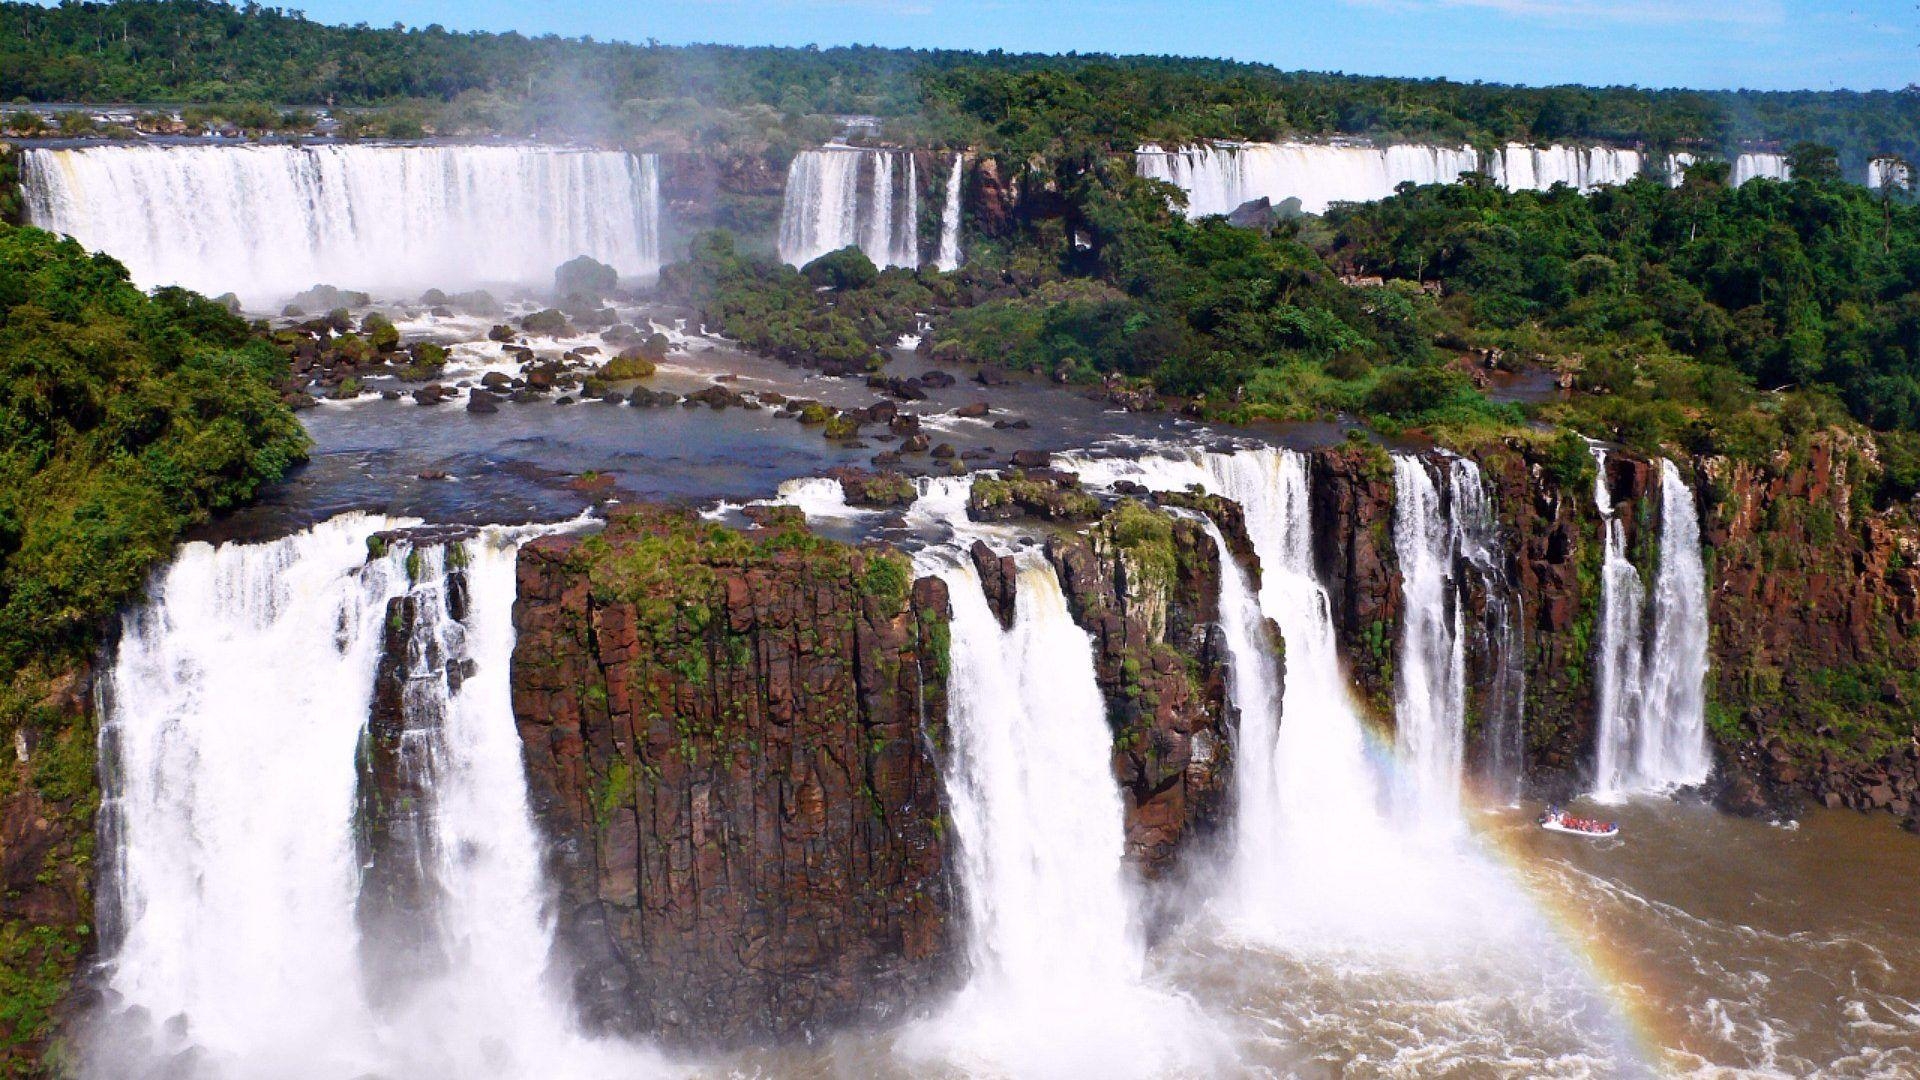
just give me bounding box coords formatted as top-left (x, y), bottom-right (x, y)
top-left (510, 508), bottom-right (956, 1048)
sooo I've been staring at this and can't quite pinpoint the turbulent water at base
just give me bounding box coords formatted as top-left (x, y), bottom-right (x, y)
top-left (777, 146), bottom-right (919, 269)
top-left (935, 153), bottom-right (965, 272)
top-left (1591, 454), bottom-right (1712, 800)
top-left (1391, 456), bottom-right (1467, 832)
top-left (21, 145), bottom-right (661, 305)
top-left (91, 514), bottom-right (662, 1080)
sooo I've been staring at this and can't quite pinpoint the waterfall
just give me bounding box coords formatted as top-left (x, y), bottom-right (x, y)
top-left (1391, 456), bottom-right (1466, 831)
top-left (1732, 152), bottom-right (1791, 185)
top-left (1590, 453), bottom-right (1711, 800)
top-left (1138, 140), bottom-right (1659, 218)
top-left (92, 514), bottom-right (660, 1079)
top-left (1870, 158), bottom-right (1912, 189)
top-left (21, 144), bottom-right (661, 306)
top-left (1063, 447), bottom-right (1414, 926)
top-left (1590, 447), bottom-right (1649, 800)
top-left (1137, 141), bottom-right (1481, 217)
top-left (909, 553), bottom-right (1213, 1075)
top-left (1451, 458), bottom-right (1526, 801)
top-left (777, 146), bottom-right (920, 270)
top-left (1639, 460), bottom-right (1713, 789)
top-left (1488, 144), bottom-right (1644, 192)
top-left (935, 153), bottom-right (965, 272)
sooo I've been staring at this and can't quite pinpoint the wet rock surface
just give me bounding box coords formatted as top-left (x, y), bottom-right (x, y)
top-left (1043, 502), bottom-right (1236, 876)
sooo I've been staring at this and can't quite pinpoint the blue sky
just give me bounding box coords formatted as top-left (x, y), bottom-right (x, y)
top-left (281, 0), bottom-right (1913, 91)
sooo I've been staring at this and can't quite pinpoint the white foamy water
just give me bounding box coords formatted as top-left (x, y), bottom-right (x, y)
top-left (1137, 140), bottom-right (1482, 217)
top-left (1635, 460), bottom-right (1712, 791)
top-left (778, 145), bottom-right (920, 269)
top-left (22, 144), bottom-right (661, 306)
top-left (92, 514), bottom-right (666, 1079)
top-left (903, 553), bottom-right (1218, 1077)
top-left (1488, 143), bottom-right (1644, 192)
top-left (935, 152), bottom-right (965, 272)
top-left (1064, 446), bottom-right (1645, 1071)
top-left (1733, 152), bottom-right (1792, 185)
top-left (1392, 455), bottom-right (1467, 833)
top-left (1591, 453), bottom-right (1711, 800)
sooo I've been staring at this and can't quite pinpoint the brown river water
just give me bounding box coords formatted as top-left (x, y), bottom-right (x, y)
top-left (691, 801), bottom-right (1919, 1079)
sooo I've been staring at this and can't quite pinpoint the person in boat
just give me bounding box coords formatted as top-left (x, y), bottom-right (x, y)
top-left (1539, 806), bottom-right (1617, 834)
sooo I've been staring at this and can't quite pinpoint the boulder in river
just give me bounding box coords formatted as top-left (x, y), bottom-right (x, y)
top-left (555, 255), bottom-right (619, 300)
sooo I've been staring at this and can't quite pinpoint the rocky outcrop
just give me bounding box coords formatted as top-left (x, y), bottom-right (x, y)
top-left (1701, 433), bottom-right (1920, 824)
top-left (510, 509), bottom-right (955, 1048)
top-left (1043, 501), bottom-right (1236, 876)
top-left (1308, 442), bottom-right (1402, 717)
top-left (354, 550), bottom-right (473, 999)
top-left (1303, 438), bottom-right (1605, 789)
top-left (1468, 439), bottom-right (1603, 785)
top-left (967, 469), bottom-right (1101, 523)
top-left (656, 151), bottom-right (787, 259)
top-left (0, 662), bottom-right (96, 1071)
top-left (971, 156), bottom-right (1017, 238)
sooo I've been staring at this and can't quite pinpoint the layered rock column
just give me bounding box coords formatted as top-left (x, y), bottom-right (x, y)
top-left (510, 509), bottom-right (955, 1047)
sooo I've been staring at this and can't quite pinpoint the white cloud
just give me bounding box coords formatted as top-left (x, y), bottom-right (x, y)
top-left (1345, 0), bottom-right (1787, 28)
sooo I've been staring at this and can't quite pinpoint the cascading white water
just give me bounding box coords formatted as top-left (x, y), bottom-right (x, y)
top-left (21, 145), bottom-right (661, 306)
top-left (935, 153), bottom-right (965, 272)
top-left (92, 514), bottom-right (662, 1079)
top-left (1614, 460), bottom-right (1712, 795)
top-left (1137, 141), bottom-right (1482, 217)
top-left (1138, 140), bottom-right (1659, 218)
top-left (1868, 158), bottom-right (1912, 190)
top-left (777, 146), bottom-right (920, 269)
top-left (1590, 447), bottom-right (1650, 802)
top-left (907, 553), bottom-right (1215, 1075)
top-left (1065, 447), bottom-right (1418, 927)
top-left (1591, 452), bottom-right (1711, 800)
top-left (1065, 448), bottom-right (1643, 1068)
top-left (1732, 152), bottom-right (1791, 185)
top-left (1451, 458), bottom-right (1527, 800)
top-left (1391, 456), bottom-right (1466, 832)
top-left (1488, 143), bottom-right (1644, 192)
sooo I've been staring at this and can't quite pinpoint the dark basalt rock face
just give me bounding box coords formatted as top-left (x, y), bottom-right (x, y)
top-left (0, 662), bottom-right (96, 1065)
top-left (969, 539), bottom-right (1019, 630)
top-left (509, 509), bottom-right (956, 1048)
top-left (1302, 440), bottom-right (1604, 790)
top-left (1307, 443), bottom-right (1403, 718)
top-left (1700, 433), bottom-right (1920, 822)
top-left (1043, 502), bottom-right (1242, 877)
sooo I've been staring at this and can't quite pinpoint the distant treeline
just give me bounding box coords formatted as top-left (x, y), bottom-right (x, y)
top-left (2, 0), bottom-right (1918, 169)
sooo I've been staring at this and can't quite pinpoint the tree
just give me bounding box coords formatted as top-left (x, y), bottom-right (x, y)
top-left (1786, 141), bottom-right (1843, 185)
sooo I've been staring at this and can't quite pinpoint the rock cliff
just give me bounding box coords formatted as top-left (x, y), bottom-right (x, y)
top-left (509, 509), bottom-right (956, 1047)
top-left (1043, 500), bottom-right (1237, 876)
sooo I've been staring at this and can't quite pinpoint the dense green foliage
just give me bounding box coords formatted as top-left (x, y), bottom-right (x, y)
top-left (1326, 159), bottom-right (1920, 457)
top-left (0, 221), bottom-right (307, 673)
top-left (4, 1), bottom-right (1919, 170)
top-left (658, 232), bottom-right (930, 373)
